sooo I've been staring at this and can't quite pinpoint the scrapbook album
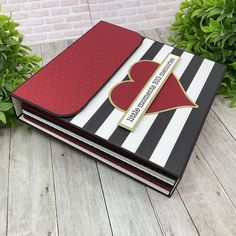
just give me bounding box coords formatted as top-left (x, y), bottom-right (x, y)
top-left (11, 21), bottom-right (226, 196)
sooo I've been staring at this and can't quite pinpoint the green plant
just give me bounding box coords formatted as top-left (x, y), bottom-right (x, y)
top-left (0, 11), bottom-right (41, 127)
top-left (169, 0), bottom-right (236, 107)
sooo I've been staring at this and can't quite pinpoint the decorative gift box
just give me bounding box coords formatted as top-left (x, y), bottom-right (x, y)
top-left (11, 21), bottom-right (226, 196)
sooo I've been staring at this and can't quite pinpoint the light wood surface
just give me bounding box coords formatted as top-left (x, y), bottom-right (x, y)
top-left (0, 128), bottom-right (10, 236)
top-left (0, 29), bottom-right (235, 236)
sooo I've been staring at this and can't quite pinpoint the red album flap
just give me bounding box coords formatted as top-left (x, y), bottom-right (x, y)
top-left (13, 21), bottom-right (143, 117)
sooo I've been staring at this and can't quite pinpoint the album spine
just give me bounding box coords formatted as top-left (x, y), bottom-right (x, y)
top-left (11, 95), bottom-right (23, 119)
top-left (20, 111), bottom-right (174, 196)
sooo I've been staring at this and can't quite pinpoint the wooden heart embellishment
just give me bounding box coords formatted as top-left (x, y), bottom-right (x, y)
top-left (109, 60), bottom-right (197, 115)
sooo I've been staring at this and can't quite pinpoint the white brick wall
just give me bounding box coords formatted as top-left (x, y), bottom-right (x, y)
top-left (0, 0), bottom-right (181, 44)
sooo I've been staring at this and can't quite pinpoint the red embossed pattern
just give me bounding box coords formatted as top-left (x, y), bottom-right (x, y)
top-left (110, 60), bottom-right (196, 114)
top-left (13, 21), bottom-right (142, 116)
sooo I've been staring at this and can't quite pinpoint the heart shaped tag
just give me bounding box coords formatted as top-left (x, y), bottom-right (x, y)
top-left (109, 60), bottom-right (197, 115)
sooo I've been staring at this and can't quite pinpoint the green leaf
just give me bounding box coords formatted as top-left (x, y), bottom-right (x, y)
top-left (0, 102), bottom-right (13, 111)
top-left (31, 55), bottom-right (42, 62)
top-left (179, 1), bottom-right (189, 10)
top-left (191, 9), bottom-right (203, 18)
top-left (217, 13), bottom-right (228, 22)
top-left (168, 35), bottom-right (174, 43)
top-left (201, 25), bottom-right (211, 33)
top-left (0, 111), bottom-right (6, 124)
top-left (209, 18), bottom-right (222, 31)
top-left (0, 14), bottom-right (10, 21)
top-left (207, 8), bottom-right (222, 18)
top-left (229, 36), bottom-right (236, 46)
top-left (169, 0), bottom-right (236, 107)
top-left (229, 62), bottom-right (236, 70)
top-left (229, 90), bottom-right (236, 96)
top-left (0, 12), bottom-right (42, 127)
top-left (22, 45), bottom-right (32, 51)
top-left (230, 96), bottom-right (236, 107)
top-left (221, 33), bottom-right (234, 47)
top-left (5, 82), bottom-right (14, 92)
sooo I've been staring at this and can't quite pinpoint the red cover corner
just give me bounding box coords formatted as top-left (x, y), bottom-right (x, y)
top-left (13, 21), bottom-right (143, 117)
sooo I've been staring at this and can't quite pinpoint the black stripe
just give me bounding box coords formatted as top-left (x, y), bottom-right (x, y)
top-left (83, 41), bottom-right (164, 133)
top-left (135, 55), bottom-right (204, 159)
top-left (108, 47), bottom-right (183, 146)
top-left (165, 63), bottom-right (226, 175)
top-left (171, 47), bottom-right (183, 56)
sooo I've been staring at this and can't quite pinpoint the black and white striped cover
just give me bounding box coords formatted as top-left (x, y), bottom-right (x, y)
top-left (67, 38), bottom-right (226, 176)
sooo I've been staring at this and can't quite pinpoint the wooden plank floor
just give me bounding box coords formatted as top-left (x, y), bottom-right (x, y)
top-left (0, 29), bottom-right (236, 236)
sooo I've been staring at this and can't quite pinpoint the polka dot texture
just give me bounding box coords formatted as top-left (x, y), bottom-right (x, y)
top-left (13, 21), bottom-right (142, 117)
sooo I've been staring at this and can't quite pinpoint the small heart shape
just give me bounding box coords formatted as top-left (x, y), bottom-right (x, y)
top-left (109, 60), bottom-right (197, 114)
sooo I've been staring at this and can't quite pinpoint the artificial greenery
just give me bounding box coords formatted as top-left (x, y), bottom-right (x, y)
top-left (0, 11), bottom-right (41, 127)
top-left (169, 0), bottom-right (236, 107)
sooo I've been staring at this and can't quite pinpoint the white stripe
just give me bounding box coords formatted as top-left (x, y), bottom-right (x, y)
top-left (70, 38), bottom-right (154, 127)
top-left (150, 59), bottom-right (214, 166)
top-left (122, 52), bottom-right (194, 152)
top-left (95, 109), bottom-right (123, 139)
top-left (96, 44), bottom-right (174, 140)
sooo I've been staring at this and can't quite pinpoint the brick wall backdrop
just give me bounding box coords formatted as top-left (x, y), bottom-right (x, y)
top-left (0, 0), bottom-right (182, 44)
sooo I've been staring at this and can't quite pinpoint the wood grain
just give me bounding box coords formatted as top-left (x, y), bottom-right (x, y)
top-left (97, 163), bottom-right (163, 236)
top-left (139, 29), bottom-right (162, 42)
top-left (178, 147), bottom-right (236, 235)
top-left (7, 45), bottom-right (58, 236)
top-left (197, 110), bottom-right (236, 206)
top-left (0, 128), bottom-right (10, 236)
top-left (41, 41), bottom-right (68, 66)
top-left (154, 28), bottom-right (172, 45)
top-left (51, 140), bottom-right (112, 236)
top-left (8, 125), bottom-right (58, 236)
top-left (147, 188), bottom-right (199, 236)
top-left (212, 96), bottom-right (236, 140)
